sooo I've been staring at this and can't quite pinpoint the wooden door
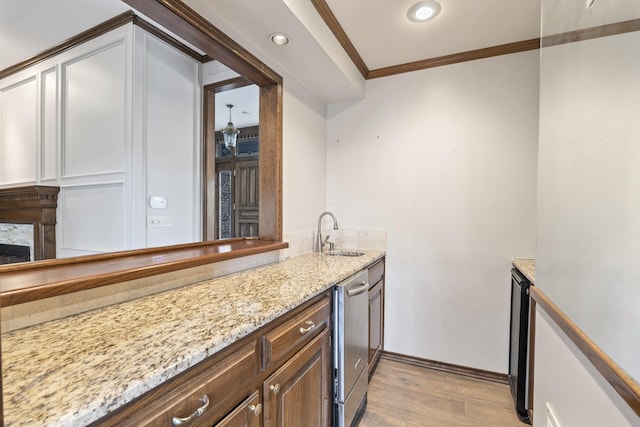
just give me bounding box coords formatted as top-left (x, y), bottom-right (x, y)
top-left (263, 328), bottom-right (331, 427)
top-left (234, 160), bottom-right (259, 237)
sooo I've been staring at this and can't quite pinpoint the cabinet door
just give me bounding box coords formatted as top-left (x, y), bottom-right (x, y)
top-left (263, 328), bottom-right (331, 427)
top-left (368, 279), bottom-right (384, 376)
top-left (215, 390), bottom-right (261, 427)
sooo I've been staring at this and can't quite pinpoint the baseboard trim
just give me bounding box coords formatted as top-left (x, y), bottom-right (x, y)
top-left (380, 351), bottom-right (509, 385)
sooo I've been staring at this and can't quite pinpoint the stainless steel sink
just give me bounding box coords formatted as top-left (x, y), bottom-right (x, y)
top-left (326, 251), bottom-right (364, 257)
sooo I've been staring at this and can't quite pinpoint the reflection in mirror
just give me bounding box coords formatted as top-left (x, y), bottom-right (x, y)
top-left (537, 0), bottom-right (640, 387)
top-left (212, 84), bottom-right (260, 239)
top-left (203, 77), bottom-right (259, 241)
top-left (0, 0), bottom-right (281, 262)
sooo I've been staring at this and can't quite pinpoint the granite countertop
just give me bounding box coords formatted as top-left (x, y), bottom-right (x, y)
top-left (512, 258), bottom-right (535, 283)
top-left (2, 251), bottom-right (384, 427)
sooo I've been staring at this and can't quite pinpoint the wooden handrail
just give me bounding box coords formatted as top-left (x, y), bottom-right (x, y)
top-left (531, 286), bottom-right (640, 417)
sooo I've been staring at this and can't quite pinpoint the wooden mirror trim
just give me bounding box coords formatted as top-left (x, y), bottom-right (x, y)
top-left (0, 239), bottom-right (287, 307)
top-left (122, 0), bottom-right (282, 86)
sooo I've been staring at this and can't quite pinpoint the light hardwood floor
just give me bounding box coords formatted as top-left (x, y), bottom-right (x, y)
top-left (360, 359), bottom-right (524, 427)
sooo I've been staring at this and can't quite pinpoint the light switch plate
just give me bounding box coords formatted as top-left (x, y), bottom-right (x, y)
top-left (147, 216), bottom-right (173, 227)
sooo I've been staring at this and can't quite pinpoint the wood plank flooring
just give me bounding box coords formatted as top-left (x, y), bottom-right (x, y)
top-left (360, 359), bottom-right (523, 427)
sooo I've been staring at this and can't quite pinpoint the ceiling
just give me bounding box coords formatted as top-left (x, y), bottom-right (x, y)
top-left (322, 0), bottom-right (541, 71)
top-left (181, 0), bottom-right (542, 100)
top-left (0, 0), bottom-right (129, 71)
top-left (3, 0), bottom-right (544, 103)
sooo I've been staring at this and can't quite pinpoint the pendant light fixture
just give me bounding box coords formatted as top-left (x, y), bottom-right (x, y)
top-left (222, 104), bottom-right (240, 149)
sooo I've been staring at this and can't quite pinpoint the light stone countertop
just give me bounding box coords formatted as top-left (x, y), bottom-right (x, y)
top-left (512, 258), bottom-right (535, 283)
top-left (1, 251), bottom-right (384, 427)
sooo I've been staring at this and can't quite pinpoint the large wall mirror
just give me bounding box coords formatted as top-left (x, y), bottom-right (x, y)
top-left (0, 0), bottom-right (282, 264)
top-left (537, 0), bottom-right (640, 390)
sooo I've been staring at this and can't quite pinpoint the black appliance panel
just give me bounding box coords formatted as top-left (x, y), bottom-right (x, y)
top-left (509, 268), bottom-right (532, 424)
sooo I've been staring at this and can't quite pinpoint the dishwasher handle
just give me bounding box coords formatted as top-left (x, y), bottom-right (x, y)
top-left (346, 282), bottom-right (368, 296)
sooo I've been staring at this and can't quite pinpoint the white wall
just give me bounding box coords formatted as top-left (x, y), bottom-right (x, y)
top-left (537, 30), bottom-right (640, 383)
top-left (534, 3), bottom-right (640, 422)
top-left (0, 24), bottom-right (202, 257)
top-left (0, 25), bottom-right (135, 256)
top-left (326, 51), bottom-right (539, 373)
top-left (282, 76), bottom-right (327, 234)
top-left (137, 30), bottom-right (201, 248)
top-left (533, 310), bottom-right (640, 427)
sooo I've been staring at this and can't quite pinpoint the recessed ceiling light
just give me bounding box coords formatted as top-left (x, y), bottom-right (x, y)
top-left (407, 1), bottom-right (441, 23)
top-left (269, 33), bottom-right (290, 46)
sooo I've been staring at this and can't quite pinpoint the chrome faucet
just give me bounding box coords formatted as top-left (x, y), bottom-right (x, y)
top-left (315, 211), bottom-right (339, 253)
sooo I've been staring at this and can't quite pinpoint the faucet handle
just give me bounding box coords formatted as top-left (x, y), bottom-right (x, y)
top-left (325, 235), bottom-right (336, 252)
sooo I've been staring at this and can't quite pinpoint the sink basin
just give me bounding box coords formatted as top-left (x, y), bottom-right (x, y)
top-left (326, 251), bottom-right (365, 257)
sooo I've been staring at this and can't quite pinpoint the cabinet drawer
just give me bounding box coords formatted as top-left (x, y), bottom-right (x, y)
top-left (262, 297), bottom-right (331, 370)
top-left (111, 340), bottom-right (259, 427)
top-left (368, 260), bottom-right (384, 288)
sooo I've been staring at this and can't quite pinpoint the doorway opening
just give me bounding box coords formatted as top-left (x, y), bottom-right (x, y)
top-left (204, 78), bottom-right (260, 239)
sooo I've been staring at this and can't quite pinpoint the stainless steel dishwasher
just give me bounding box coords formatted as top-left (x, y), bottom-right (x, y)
top-left (334, 269), bottom-right (369, 427)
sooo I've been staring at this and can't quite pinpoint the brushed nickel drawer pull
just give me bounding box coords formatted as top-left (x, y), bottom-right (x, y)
top-left (269, 383), bottom-right (280, 394)
top-left (249, 403), bottom-right (262, 416)
top-left (299, 320), bottom-right (316, 334)
top-left (172, 395), bottom-right (210, 425)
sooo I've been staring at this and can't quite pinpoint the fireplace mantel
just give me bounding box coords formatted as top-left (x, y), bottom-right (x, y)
top-left (0, 186), bottom-right (60, 260)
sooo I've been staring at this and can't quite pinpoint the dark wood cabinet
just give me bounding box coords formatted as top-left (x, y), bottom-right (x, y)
top-left (368, 259), bottom-right (385, 377)
top-left (262, 297), bottom-right (331, 370)
top-left (93, 340), bottom-right (260, 427)
top-left (214, 390), bottom-right (261, 427)
top-left (94, 292), bottom-right (332, 427)
top-left (263, 328), bottom-right (331, 427)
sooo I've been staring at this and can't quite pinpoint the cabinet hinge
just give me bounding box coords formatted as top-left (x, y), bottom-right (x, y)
top-left (329, 335), bottom-right (332, 347)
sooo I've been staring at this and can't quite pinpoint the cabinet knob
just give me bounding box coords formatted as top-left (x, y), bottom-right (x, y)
top-left (299, 320), bottom-right (316, 334)
top-left (249, 403), bottom-right (262, 416)
top-left (269, 383), bottom-right (280, 395)
top-left (172, 395), bottom-right (209, 425)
